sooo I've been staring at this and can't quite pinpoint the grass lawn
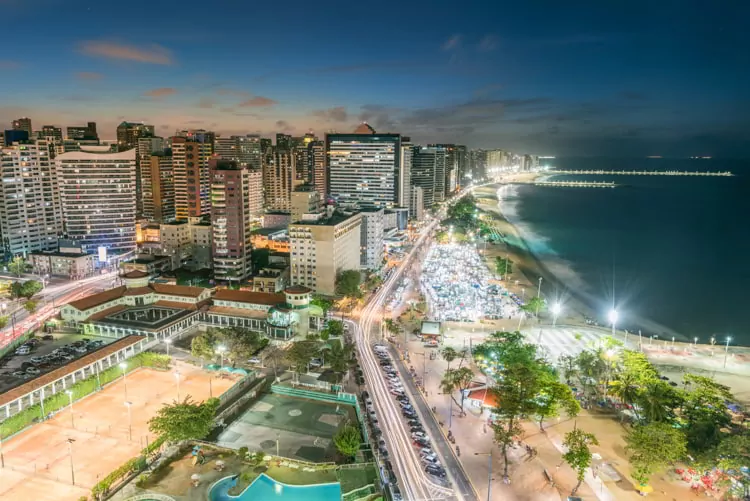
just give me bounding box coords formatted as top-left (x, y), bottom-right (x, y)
top-left (337, 464), bottom-right (379, 493)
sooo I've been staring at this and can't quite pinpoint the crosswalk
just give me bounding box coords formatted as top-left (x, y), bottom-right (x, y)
top-left (524, 326), bottom-right (632, 363)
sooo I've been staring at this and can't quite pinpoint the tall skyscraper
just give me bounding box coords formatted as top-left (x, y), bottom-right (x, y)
top-left (116, 121), bottom-right (155, 152)
top-left (455, 145), bottom-right (468, 186)
top-left (359, 208), bottom-right (385, 270)
top-left (276, 133), bottom-right (292, 151)
top-left (0, 140), bottom-right (62, 257)
top-left (398, 140), bottom-right (413, 209)
top-left (172, 136), bottom-right (212, 220)
top-left (12, 117), bottom-right (32, 136)
top-left (410, 186), bottom-right (424, 221)
top-left (326, 124), bottom-right (402, 209)
top-left (56, 147), bottom-right (137, 253)
top-left (411, 146), bottom-right (446, 208)
top-left (210, 159), bottom-right (255, 281)
top-left (308, 140), bottom-right (326, 199)
top-left (67, 122), bottom-right (98, 140)
top-left (291, 188), bottom-right (323, 222)
top-left (136, 137), bottom-right (166, 219)
top-left (215, 135), bottom-right (262, 170)
top-left (142, 152), bottom-right (175, 222)
top-left (469, 149), bottom-right (487, 180)
top-left (41, 125), bottom-right (63, 143)
top-left (262, 147), bottom-right (293, 211)
top-left (260, 137), bottom-right (272, 153)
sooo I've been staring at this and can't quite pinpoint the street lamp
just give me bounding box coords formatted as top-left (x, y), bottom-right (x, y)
top-left (551, 303), bottom-right (562, 327)
top-left (124, 401), bottom-right (132, 441)
top-left (66, 390), bottom-right (74, 428)
top-left (175, 370), bottom-right (181, 401)
top-left (164, 338), bottom-right (172, 356)
top-left (217, 345), bottom-right (227, 367)
top-left (66, 438), bottom-right (76, 485)
top-left (693, 336), bottom-right (698, 347)
top-left (119, 362), bottom-right (128, 400)
top-left (608, 308), bottom-right (618, 337)
top-left (474, 449), bottom-right (494, 501)
top-left (724, 337), bottom-right (732, 369)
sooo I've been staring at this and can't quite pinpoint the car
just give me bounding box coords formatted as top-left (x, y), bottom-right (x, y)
top-left (15, 346), bottom-right (30, 355)
top-left (410, 426), bottom-right (424, 434)
top-left (12, 370), bottom-right (27, 378)
top-left (421, 455), bottom-right (440, 465)
top-left (411, 431), bottom-right (428, 441)
top-left (379, 447), bottom-right (389, 458)
top-left (402, 410), bottom-right (417, 418)
top-left (25, 367), bottom-right (40, 375)
top-left (408, 419), bottom-right (422, 427)
top-left (413, 438), bottom-right (430, 448)
top-left (425, 465), bottom-right (446, 478)
top-left (419, 447), bottom-right (435, 456)
top-left (362, 390), bottom-right (369, 399)
top-left (41, 334), bottom-right (54, 340)
top-left (30, 356), bottom-right (45, 364)
top-left (26, 338), bottom-right (40, 346)
top-left (309, 358), bottom-right (323, 368)
top-left (74, 346), bottom-right (88, 354)
top-left (247, 357), bottom-right (261, 365)
top-left (390, 388), bottom-right (404, 396)
top-left (400, 403), bottom-right (413, 411)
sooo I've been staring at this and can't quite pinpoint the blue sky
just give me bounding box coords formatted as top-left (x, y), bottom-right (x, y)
top-left (1, 0), bottom-right (749, 156)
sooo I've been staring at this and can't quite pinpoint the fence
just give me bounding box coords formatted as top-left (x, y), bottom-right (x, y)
top-left (271, 384), bottom-right (368, 442)
top-left (342, 484), bottom-right (377, 501)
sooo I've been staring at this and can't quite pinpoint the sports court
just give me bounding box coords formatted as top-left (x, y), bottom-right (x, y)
top-left (0, 360), bottom-right (235, 501)
top-left (216, 393), bottom-right (358, 462)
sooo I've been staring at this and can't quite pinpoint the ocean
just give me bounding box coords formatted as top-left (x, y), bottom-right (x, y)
top-left (498, 157), bottom-right (750, 345)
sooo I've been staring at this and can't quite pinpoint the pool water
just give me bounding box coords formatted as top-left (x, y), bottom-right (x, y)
top-left (209, 473), bottom-right (342, 501)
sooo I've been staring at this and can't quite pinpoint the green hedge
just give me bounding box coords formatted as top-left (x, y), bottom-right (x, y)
top-left (0, 352), bottom-right (171, 440)
top-left (90, 434), bottom-right (170, 498)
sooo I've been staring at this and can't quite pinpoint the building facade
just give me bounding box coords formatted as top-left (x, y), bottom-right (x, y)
top-left (308, 140), bottom-right (326, 199)
top-left (411, 146), bottom-right (446, 208)
top-left (56, 147), bottom-right (137, 254)
top-left (262, 147), bottom-right (293, 211)
top-left (172, 136), bottom-right (212, 220)
top-left (289, 211), bottom-right (362, 295)
top-left (142, 153), bottom-right (175, 222)
top-left (359, 208), bottom-right (385, 270)
top-left (116, 122), bottom-right (155, 152)
top-left (326, 125), bottom-right (402, 209)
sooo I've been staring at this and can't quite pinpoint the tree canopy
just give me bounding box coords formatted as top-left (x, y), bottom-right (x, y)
top-left (563, 428), bottom-right (599, 495)
top-left (8, 256), bottom-right (27, 277)
top-left (11, 280), bottom-right (43, 299)
top-left (285, 340), bottom-right (320, 373)
top-left (190, 327), bottom-right (268, 366)
top-left (625, 422), bottom-right (686, 486)
top-left (148, 396), bottom-right (220, 442)
top-left (333, 423), bottom-right (361, 459)
top-left (336, 270), bottom-right (362, 298)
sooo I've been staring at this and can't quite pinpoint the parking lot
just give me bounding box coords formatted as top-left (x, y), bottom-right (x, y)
top-left (0, 333), bottom-right (112, 393)
top-left (420, 243), bottom-right (515, 322)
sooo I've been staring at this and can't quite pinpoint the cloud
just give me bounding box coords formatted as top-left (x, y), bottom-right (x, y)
top-left (216, 88), bottom-right (253, 98)
top-left (442, 34), bottom-right (461, 51)
top-left (80, 41), bottom-right (174, 65)
top-left (275, 120), bottom-right (293, 132)
top-left (0, 60), bottom-right (20, 69)
top-left (144, 87), bottom-right (177, 98)
top-left (312, 106), bottom-right (348, 122)
top-left (237, 96), bottom-right (277, 107)
top-left (197, 97), bottom-right (216, 109)
top-left (478, 35), bottom-right (499, 52)
top-left (76, 71), bottom-right (104, 80)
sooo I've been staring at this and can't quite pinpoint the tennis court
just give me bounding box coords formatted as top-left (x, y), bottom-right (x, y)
top-left (216, 393), bottom-right (358, 462)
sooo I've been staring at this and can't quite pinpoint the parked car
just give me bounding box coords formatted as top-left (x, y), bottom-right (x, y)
top-left (25, 367), bottom-right (40, 375)
top-left (41, 335), bottom-right (54, 340)
top-left (15, 346), bottom-right (30, 355)
top-left (425, 465), bottom-right (446, 478)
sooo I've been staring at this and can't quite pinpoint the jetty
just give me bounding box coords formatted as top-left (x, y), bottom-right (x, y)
top-left (535, 180), bottom-right (616, 188)
top-left (549, 169), bottom-right (733, 177)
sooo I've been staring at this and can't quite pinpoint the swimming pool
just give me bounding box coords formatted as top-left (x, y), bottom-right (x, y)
top-left (208, 473), bottom-right (342, 501)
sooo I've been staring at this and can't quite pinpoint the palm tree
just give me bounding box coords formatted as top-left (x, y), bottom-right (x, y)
top-left (638, 381), bottom-right (677, 423)
top-left (441, 347), bottom-right (459, 370)
top-left (610, 372), bottom-right (642, 421)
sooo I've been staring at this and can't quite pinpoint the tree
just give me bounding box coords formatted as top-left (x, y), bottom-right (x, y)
top-left (11, 280), bottom-right (43, 299)
top-left (558, 354), bottom-right (579, 385)
top-left (562, 428), bottom-right (599, 495)
top-left (327, 340), bottom-right (354, 380)
top-left (217, 326), bottom-right (265, 365)
top-left (494, 256), bottom-right (512, 277)
top-left (610, 372), bottom-right (642, 421)
top-left (637, 380), bottom-right (680, 424)
top-left (535, 372), bottom-right (580, 431)
top-left (708, 431), bottom-right (750, 495)
top-left (325, 319), bottom-right (344, 338)
top-left (191, 330), bottom-right (219, 362)
top-left (0, 316), bottom-right (8, 329)
top-left (440, 366), bottom-right (475, 411)
top-left (333, 423), bottom-right (361, 459)
top-left (285, 340), bottom-right (319, 373)
top-left (148, 396), bottom-right (220, 442)
top-left (310, 295), bottom-right (333, 316)
top-left (8, 256), bottom-right (27, 277)
top-left (336, 270), bottom-right (362, 298)
top-left (264, 345), bottom-right (286, 378)
top-left (681, 374), bottom-right (734, 455)
top-left (441, 347), bottom-right (459, 370)
top-left (522, 296), bottom-right (545, 316)
top-left (625, 422), bottom-right (686, 487)
top-left (383, 318), bottom-right (401, 339)
top-left (23, 300), bottom-right (38, 314)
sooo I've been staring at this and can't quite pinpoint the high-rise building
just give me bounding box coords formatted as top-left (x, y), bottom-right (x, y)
top-left (172, 136), bottom-right (212, 220)
top-left (326, 124), bottom-right (402, 209)
top-left (40, 125), bottom-right (63, 143)
top-left (276, 133), bottom-right (292, 151)
top-left (0, 140), bottom-right (62, 257)
top-left (292, 144), bottom-right (311, 186)
top-left (12, 117), bottom-right (32, 136)
top-left (210, 159), bottom-right (255, 281)
top-left (215, 135), bottom-right (262, 169)
top-left (359, 208), bottom-right (384, 270)
top-left (116, 121), bottom-right (155, 152)
top-left (260, 137), bottom-right (272, 153)
top-left (262, 147), bottom-right (293, 211)
top-left (429, 144), bottom-right (465, 195)
top-left (398, 141), bottom-right (413, 208)
top-left (213, 137), bottom-right (240, 162)
top-left (289, 211), bottom-right (362, 295)
top-left (291, 188), bottom-right (323, 222)
top-left (308, 140), bottom-right (326, 199)
top-left (142, 152), bottom-right (175, 222)
top-left (469, 149), bottom-right (487, 180)
top-left (56, 147), bottom-right (137, 253)
top-left (455, 145), bottom-right (468, 186)
top-left (67, 122), bottom-right (98, 140)
top-left (411, 146), bottom-right (446, 208)
top-left (136, 137), bottom-right (166, 219)
top-left (410, 186), bottom-right (424, 221)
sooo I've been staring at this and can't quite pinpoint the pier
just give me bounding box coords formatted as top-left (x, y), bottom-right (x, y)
top-left (535, 180), bottom-right (616, 188)
top-left (549, 169), bottom-right (733, 176)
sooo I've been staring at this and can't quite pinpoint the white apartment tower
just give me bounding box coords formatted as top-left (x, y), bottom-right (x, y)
top-left (56, 147), bottom-right (137, 253)
top-left (0, 140), bottom-right (62, 256)
top-left (359, 208), bottom-right (385, 270)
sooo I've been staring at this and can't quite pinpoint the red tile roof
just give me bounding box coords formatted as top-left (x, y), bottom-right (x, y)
top-left (121, 270), bottom-right (150, 279)
top-left (67, 286), bottom-right (126, 311)
top-left (123, 286), bottom-right (154, 296)
top-left (213, 289), bottom-right (284, 306)
top-left (88, 304), bottom-right (128, 321)
top-left (207, 305), bottom-right (268, 319)
top-left (150, 283), bottom-right (206, 298)
top-left (284, 285), bottom-right (311, 294)
top-left (467, 388), bottom-right (498, 408)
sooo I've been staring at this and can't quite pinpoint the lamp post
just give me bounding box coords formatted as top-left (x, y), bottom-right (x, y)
top-left (551, 303), bottom-right (561, 327)
top-left (474, 449), bottom-right (494, 501)
top-left (125, 401), bottom-right (132, 441)
top-left (0, 425), bottom-right (5, 468)
top-left (217, 345), bottom-right (227, 368)
top-left (671, 336), bottom-right (675, 349)
top-left (608, 308), bottom-right (618, 337)
top-left (119, 362), bottom-right (128, 400)
top-left (175, 370), bottom-right (181, 401)
top-left (165, 338), bottom-right (172, 356)
top-left (66, 390), bottom-right (74, 428)
top-left (276, 432), bottom-right (280, 456)
top-left (536, 277), bottom-right (543, 316)
top-left (693, 336), bottom-right (698, 347)
top-left (723, 337), bottom-right (732, 369)
top-left (67, 438), bottom-right (76, 485)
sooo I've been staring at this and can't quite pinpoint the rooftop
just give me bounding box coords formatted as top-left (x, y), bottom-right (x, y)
top-left (252, 227), bottom-right (288, 236)
top-left (65, 283), bottom-right (207, 311)
top-left (121, 270), bottom-right (150, 279)
top-left (30, 250), bottom-right (92, 259)
top-left (290, 211), bottom-right (360, 227)
top-left (285, 285), bottom-right (312, 294)
top-left (213, 289), bottom-right (285, 306)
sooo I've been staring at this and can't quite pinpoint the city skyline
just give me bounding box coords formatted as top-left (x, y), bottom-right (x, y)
top-left (2, 0), bottom-right (748, 156)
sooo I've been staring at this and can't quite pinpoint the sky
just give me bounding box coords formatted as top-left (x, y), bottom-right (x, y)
top-left (1, 0), bottom-right (749, 156)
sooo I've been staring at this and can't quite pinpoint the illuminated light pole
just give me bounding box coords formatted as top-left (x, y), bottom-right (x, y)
top-left (551, 303), bottom-right (562, 327)
top-left (217, 345), bottom-right (227, 368)
top-left (710, 336), bottom-right (716, 356)
top-left (164, 338), bottom-right (172, 356)
top-left (536, 277), bottom-right (543, 316)
top-left (671, 336), bottom-right (675, 349)
top-left (723, 337), bottom-right (732, 369)
top-left (67, 438), bottom-right (76, 485)
top-left (474, 449), bottom-right (494, 501)
top-left (119, 362), bottom-right (128, 400)
top-left (66, 390), bottom-right (74, 428)
top-left (693, 336), bottom-right (698, 347)
top-left (125, 401), bottom-right (133, 441)
top-left (175, 370), bottom-right (181, 401)
top-left (608, 309), bottom-right (618, 337)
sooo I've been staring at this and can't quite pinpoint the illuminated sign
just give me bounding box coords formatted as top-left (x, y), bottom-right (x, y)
top-left (98, 246), bottom-right (107, 263)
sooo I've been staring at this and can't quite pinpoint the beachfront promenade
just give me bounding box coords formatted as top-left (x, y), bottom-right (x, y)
top-left (535, 180), bottom-right (616, 188)
top-left (550, 169), bottom-right (734, 176)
